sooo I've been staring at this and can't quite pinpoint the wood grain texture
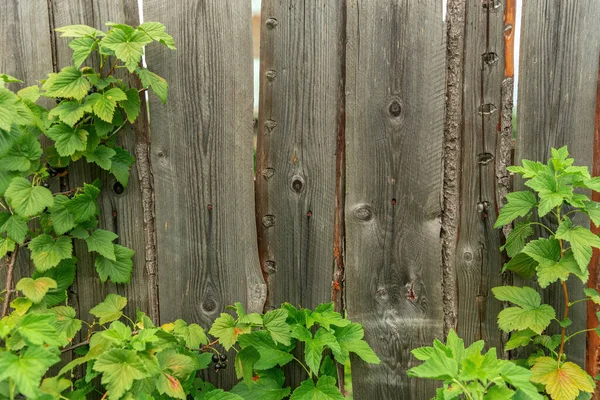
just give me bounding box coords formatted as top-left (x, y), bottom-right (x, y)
top-left (454, 0), bottom-right (505, 351)
top-left (144, 0), bottom-right (266, 387)
top-left (50, 0), bottom-right (151, 323)
top-left (255, 1), bottom-right (343, 310)
top-left (0, 0), bottom-right (53, 306)
top-left (344, 0), bottom-right (446, 398)
top-left (517, 0), bottom-right (600, 367)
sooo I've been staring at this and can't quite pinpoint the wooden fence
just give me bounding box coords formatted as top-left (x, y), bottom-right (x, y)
top-left (2, 0), bottom-right (600, 398)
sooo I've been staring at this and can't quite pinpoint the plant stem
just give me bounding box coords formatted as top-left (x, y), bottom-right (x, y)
top-left (100, 391), bottom-right (108, 400)
top-left (452, 379), bottom-right (474, 400)
top-left (1, 246), bottom-right (20, 318)
top-left (564, 328), bottom-right (597, 344)
top-left (61, 340), bottom-right (90, 353)
top-left (293, 356), bottom-right (311, 377)
top-left (529, 221), bottom-right (555, 235)
top-left (105, 59), bottom-right (118, 78)
top-left (558, 280), bottom-right (569, 360)
top-left (568, 298), bottom-right (590, 307)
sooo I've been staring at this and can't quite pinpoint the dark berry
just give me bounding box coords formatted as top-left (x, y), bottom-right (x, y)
top-left (54, 167), bottom-right (67, 174)
top-left (220, 362), bottom-right (227, 369)
top-left (212, 354), bottom-right (219, 363)
top-left (215, 363), bottom-right (222, 369)
top-left (48, 167), bottom-right (58, 177)
top-left (220, 354), bottom-right (227, 362)
top-left (113, 182), bottom-right (124, 195)
top-left (214, 364), bottom-right (220, 371)
top-left (42, 182), bottom-right (50, 188)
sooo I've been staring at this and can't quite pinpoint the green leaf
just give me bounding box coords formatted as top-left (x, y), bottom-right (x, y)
top-left (101, 28), bottom-right (152, 72)
top-left (42, 66), bottom-right (90, 101)
top-left (0, 214), bottom-right (28, 243)
top-left (333, 322), bottom-right (380, 365)
top-left (583, 201), bottom-right (600, 227)
top-left (584, 288), bottom-right (600, 304)
top-left (29, 234), bottom-right (73, 271)
top-left (86, 145), bottom-right (116, 170)
top-left (492, 286), bottom-right (555, 334)
top-left (292, 326), bottom-right (341, 375)
top-left (203, 390), bottom-right (244, 400)
top-left (70, 37), bottom-right (97, 67)
top-left (263, 309), bottom-right (291, 346)
top-left (48, 99), bottom-right (93, 127)
top-left (505, 329), bottom-right (537, 351)
top-left (230, 377), bottom-right (291, 400)
top-left (502, 222), bottom-right (534, 257)
top-left (136, 68), bottom-right (168, 103)
top-left (494, 191), bottom-right (537, 228)
top-left (89, 293), bottom-right (127, 324)
top-left (0, 345), bottom-right (60, 398)
top-left (0, 132), bottom-right (42, 172)
top-left (110, 146), bottom-right (136, 186)
top-left (237, 331), bottom-right (294, 370)
top-left (94, 244), bottom-right (134, 283)
top-left (49, 194), bottom-right (76, 235)
top-left (499, 361), bottom-right (543, 400)
top-left (555, 217), bottom-right (600, 272)
top-left (52, 305), bottom-right (83, 340)
top-left (86, 88), bottom-right (127, 122)
top-left (93, 349), bottom-right (150, 399)
top-left (172, 319), bottom-right (208, 348)
top-left (0, 88), bottom-right (19, 130)
top-left (531, 357), bottom-right (594, 400)
top-left (209, 313), bottom-right (251, 350)
top-left (85, 228), bottom-right (118, 259)
top-left (45, 145), bottom-right (71, 168)
top-left (290, 376), bottom-right (345, 400)
top-left (235, 347), bottom-right (260, 388)
top-left (16, 277), bottom-right (57, 303)
top-left (119, 88), bottom-right (142, 123)
top-left (156, 373), bottom-right (186, 399)
top-left (55, 24), bottom-right (105, 38)
top-left (0, 235), bottom-right (15, 258)
top-left (46, 123), bottom-right (88, 156)
top-left (537, 251), bottom-right (584, 288)
top-left (32, 257), bottom-right (76, 307)
top-left (5, 177), bottom-right (53, 217)
top-left (502, 253), bottom-right (538, 279)
top-left (18, 313), bottom-right (64, 346)
top-left (137, 22), bottom-right (176, 50)
top-left (66, 192), bottom-right (99, 223)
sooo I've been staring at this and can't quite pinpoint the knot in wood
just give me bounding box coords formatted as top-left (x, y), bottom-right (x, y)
top-left (266, 18), bottom-right (278, 29)
top-left (202, 298), bottom-right (217, 313)
top-left (262, 214), bottom-right (276, 228)
top-left (477, 201), bottom-right (490, 213)
top-left (478, 103), bottom-right (497, 115)
top-left (113, 182), bottom-right (124, 195)
top-left (264, 260), bottom-right (277, 274)
top-left (291, 175), bottom-right (305, 193)
top-left (264, 119), bottom-right (277, 132)
top-left (482, 0), bottom-right (501, 10)
top-left (482, 52), bottom-right (499, 66)
top-left (388, 100), bottom-right (402, 117)
top-left (463, 251), bottom-right (473, 261)
top-left (354, 205), bottom-right (373, 221)
top-left (477, 152), bottom-right (494, 165)
top-left (266, 70), bottom-right (277, 81)
top-left (262, 168), bottom-right (275, 180)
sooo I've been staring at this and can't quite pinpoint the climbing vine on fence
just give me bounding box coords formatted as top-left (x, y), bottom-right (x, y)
top-left (0, 21), bottom-right (380, 399)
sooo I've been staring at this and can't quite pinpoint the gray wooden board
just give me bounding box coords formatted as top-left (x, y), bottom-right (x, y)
top-left (256, 1), bottom-right (342, 310)
top-left (516, 0), bottom-right (600, 367)
top-left (0, 1), bottom-right (54, 288)
top-left (454, 0), bottom-right (505, 351)
top-left (344, 0), bottom-right (446, 398)
top-left (50, 0), bottom-right (151, 326)
top-left (255, 0), bottom-right (344, 388)
top-left (144, 0), bottom-right (266, 388)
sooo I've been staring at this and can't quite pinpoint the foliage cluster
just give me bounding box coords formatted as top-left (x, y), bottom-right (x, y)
top-left (409, 147), bottom-right (600, 400)
top-left (0, 21), bottom-right (380, 399)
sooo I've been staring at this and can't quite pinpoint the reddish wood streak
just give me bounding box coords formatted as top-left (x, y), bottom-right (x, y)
top-left (504, 0), bottom-right (516, 78)
top-left (588, 57), bottom-right (600, 398)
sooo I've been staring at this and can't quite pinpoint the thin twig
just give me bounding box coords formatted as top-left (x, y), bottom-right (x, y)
top-left (61, 340), bottom-right (90, 354)
top-left (105, 59), bottom-right (119, 78)
top-left (1, 246), bottom-right (20, 318)
top-left (200, 339), bottom-right (219, 352)
top-left (100, 391), bottom-right (108, 400)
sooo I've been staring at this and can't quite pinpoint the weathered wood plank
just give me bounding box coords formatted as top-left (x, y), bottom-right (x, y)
top-left (344, 0), bottom-right (446, 398)
top-left (454, 0), bottom-right (506, 351)
top-left (50, 0), bottom-right (150, 323)
top-left (517, 0), bottom-right (600, 367)
top-left (144, 0), bottom-right (266, 388)
top-left (256, 1), bottom-right (343, 310)
top-left (0, 0), bottom-right (53, 305)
